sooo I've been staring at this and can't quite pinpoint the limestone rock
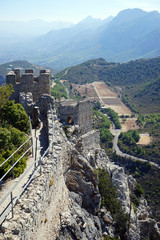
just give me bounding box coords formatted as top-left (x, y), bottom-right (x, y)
top-left (66, 150), bottom-right (101, 215)
top-left (139, 219), bottom-right (160, 240)
top-left (100, 208), bottom-right (115, 238)
top-left (57, 194), bottom-right (102, 240)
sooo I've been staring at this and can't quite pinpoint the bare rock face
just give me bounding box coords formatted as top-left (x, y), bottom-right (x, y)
top-left (139, 219), bottom-right (160, 240)
top-left (56, 192), bottom-right (102, 240)
top-left (65, 150), bottom-right (101, 215)
top-left (100, 207), bottom-right (115, 238)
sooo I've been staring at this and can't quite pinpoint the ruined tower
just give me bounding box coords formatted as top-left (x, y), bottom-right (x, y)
top-left (58, 100), bottom-right (92, 135)
top-left (6, 69), bottom-right (50, 103)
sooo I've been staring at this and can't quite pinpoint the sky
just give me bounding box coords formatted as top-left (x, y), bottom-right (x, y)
top-left (1, 0), bottom-right (160, 22)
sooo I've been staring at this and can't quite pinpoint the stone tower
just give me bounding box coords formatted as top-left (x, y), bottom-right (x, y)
top-left (6, 69), bottom-right (50, 103)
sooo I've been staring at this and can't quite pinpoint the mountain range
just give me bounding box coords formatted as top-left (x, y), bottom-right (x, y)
top-left (0, 8), bottom-right (160, 70)
top-left (0, 19), bottom-right (74, 46)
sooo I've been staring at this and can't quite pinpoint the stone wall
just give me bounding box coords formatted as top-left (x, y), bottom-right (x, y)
top-left (1, 99), bottom-right (159, 239)
top-left (77, 100), bottom-right (92, 135)
top-left (58, 100), bottom-right (92, 136)
top-left (0, 112), bottom-right (72, 240)
top-left (0, 110), bottom-right (104, 240)
top-left (6, 69), bottom-right (50, 103)
top-left (75, 130), bottom-right (100, 153)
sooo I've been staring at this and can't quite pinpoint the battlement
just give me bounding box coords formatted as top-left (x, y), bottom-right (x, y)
top-left (6, 68), bottom-right (50, 102)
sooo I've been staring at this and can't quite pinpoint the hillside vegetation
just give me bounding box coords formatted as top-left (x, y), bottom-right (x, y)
top-left (0, 85), bottom-right (30, 179)
top-left (55, 57), bottom-right (160, 113)
top-left (118, 113), bottom-right (160, 165)
top-left (113, 154), bottom-right (160, 221)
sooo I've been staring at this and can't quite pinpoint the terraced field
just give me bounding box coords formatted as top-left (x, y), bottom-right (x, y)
top-left (72, 81), bottom-right (131, 116)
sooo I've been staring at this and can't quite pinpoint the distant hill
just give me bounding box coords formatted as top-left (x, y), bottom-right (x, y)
top-left (0, 60), bottom-right (51, 86)
top-left (1, 9), bottom-right (160, 70)
top-left (0, 19), bottom-right (74, 46)
top-left (0, 75), bottom-right (5, 86)
top-left (55, 57), bottom-right (160, 113)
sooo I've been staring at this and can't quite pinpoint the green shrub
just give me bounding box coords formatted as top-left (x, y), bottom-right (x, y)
top-left (97, 169), bottom-right (129, 238)
top-left (101, 108), bottom-right (121, 129)
top-left (0, 84), bottom-right (14, 110)
top-left (0, 127), bottom-right (28, 179)
top-left (51, 80), bottom-right (68, 99)
top-left (0, 150), bottom-right (27, 178)
top-left (0, 128), bottom-right (11, 150)
top-left (134, 183), bottom-right (144, 197)
top-left (1, 101), bottom-right (29, 133)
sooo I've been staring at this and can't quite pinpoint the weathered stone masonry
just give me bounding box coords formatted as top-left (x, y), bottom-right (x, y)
top-left (6, 69), bottom-right (50, 103)
top-left (58, 100), bottom-right (92, 136)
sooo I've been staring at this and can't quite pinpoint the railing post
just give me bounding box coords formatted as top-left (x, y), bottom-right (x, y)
top-left (10, 191), bottom-right (14, 218)
top-left (39, 157), bottom-right (42, 176)
top-left (29, 116), bottom-right (34, 157)
top-left (50, 104), bottom-right (54, 151)
top-left (12, 156), bottom-right (14, 180)
top-left (35, 137), bottom-right (38, 169)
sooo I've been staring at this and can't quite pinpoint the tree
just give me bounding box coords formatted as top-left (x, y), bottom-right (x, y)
top-left (0, 84), bottom-right (14, 110)
top-left (132, 130), bottom-right (140, 143)
top-left (1, 101), bottom-right (29, 133)
top-left (93, 101), bottom-right (101, 110)
top-left (0, 128), bottom-right (11, 150)
top-left (97, 169), bottom-right (129, 238)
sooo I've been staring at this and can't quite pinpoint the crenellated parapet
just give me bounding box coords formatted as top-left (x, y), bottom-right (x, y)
top-left (6, 68), bottom-right (50, 103)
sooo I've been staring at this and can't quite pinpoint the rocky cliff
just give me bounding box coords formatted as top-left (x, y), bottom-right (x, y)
top-left (0, 109), bottom-right (160, 240)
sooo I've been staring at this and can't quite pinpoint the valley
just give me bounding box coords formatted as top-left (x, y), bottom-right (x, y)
top-left (51, 56), bottom-right (160, 222)
top-left (70, 81), bottom-right (155, 161)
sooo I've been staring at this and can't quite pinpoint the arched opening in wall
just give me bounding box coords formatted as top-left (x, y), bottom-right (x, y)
top-left (67, 116), bottom-right (73, 124)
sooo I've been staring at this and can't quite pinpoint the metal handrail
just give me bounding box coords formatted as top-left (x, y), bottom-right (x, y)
top-left (0, 109), bottom-right (54, 225)
top-left (0, 137), bottom-right (31, 168)
top-left (0, 145), bottom-right (32, 183)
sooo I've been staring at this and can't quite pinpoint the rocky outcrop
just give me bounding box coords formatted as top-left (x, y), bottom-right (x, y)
top-left (65, 150), bottom-right (101, 215)
top-left (81, 146), bottom-right (160, 240)
top-left (1, 102), bottom-right (160, 240)
top-left (139, 219), bottom-right (160, 240)
top-left (57, 192), bottom-right (102, 240)
top-left (99, 207), bottom-right (115, 238)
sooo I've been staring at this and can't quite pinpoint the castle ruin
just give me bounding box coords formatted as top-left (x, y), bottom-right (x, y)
top-left (58, 100), bottom-right (92, 136)
top-left (6, 68), bottom-right (50, 103)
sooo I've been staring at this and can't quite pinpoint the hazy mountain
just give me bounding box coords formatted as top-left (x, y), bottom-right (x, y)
top-left (98, 9), bottom-right (160, 60)
top-left (0, 75), bottom-right (5, 86)
top-left (74, 15), bottom-right (113, 30)
top-left (0, 9), bottom-right (160, 70)
top-left (0, 19), bottom-right (74, 46)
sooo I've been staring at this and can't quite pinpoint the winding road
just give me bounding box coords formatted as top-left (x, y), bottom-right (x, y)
top-left (111, 128), bottom-right (160, 169)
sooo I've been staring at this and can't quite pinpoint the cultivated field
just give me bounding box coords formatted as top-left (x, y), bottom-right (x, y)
top-left (72, 83), bottom-right (99, 99)
top-left (72, 81), bottom-right (131, 116)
